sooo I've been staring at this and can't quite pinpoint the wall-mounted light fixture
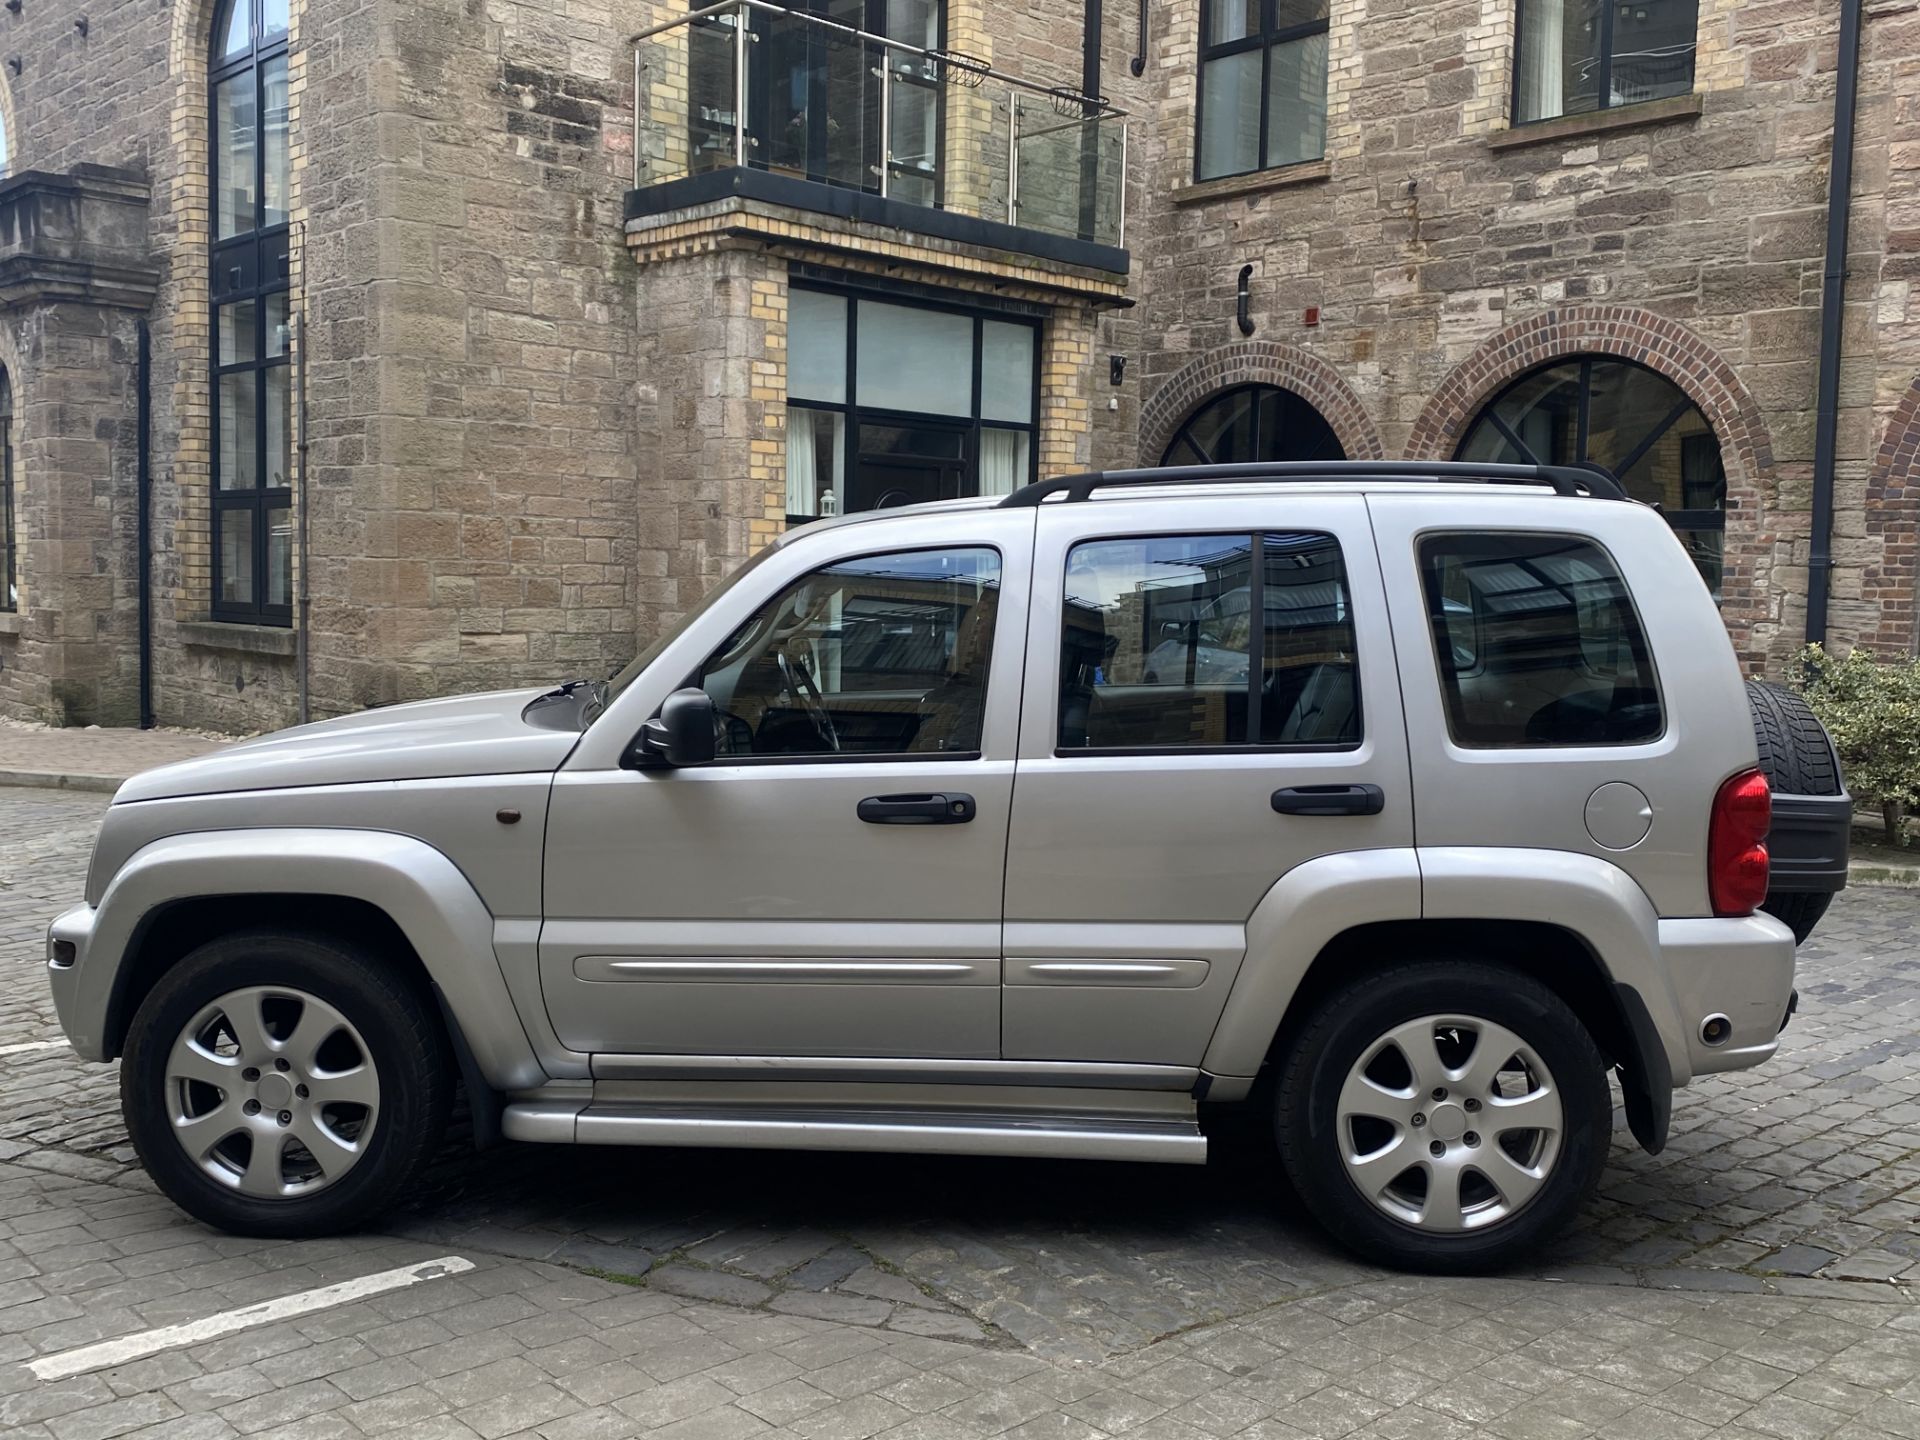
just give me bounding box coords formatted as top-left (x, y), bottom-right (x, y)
top-left (1236, 265), bottom-right (1256, 337)
top-left (1109, 354), bottom-right (1126, 386)
top-left (6, 55), bottom-right (21, 75)
top-left (2, 1), bottom-right (19, 16)
top-left (76, 15), bottom-right (88, 36)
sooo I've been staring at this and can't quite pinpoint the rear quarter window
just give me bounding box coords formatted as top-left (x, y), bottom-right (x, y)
top-left (1418, 532), bottom-right (1662, 748)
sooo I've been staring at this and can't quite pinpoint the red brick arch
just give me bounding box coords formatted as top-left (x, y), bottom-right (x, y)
top-left (1139, 342), bottom-right (1385, 467)
top-left (1406, 306), bottom-right (1777, 653)
top-left (1861, 378), bottom-right (1920, 655)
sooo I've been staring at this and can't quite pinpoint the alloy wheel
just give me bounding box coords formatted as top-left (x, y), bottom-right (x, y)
top-left (1335, 1013), bottom-right (1563, 1233)
top-left (163, 986), bottom-right (380, 1199)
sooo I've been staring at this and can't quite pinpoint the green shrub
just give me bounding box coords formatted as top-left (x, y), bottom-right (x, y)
top-left (1795, 643), bottom-right (1920, 845)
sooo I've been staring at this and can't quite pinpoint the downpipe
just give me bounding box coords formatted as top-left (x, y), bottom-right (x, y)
top-left (137, 320), bottom-right (154, 730)
top-left (1806, 0), bottom-right (1864, 648)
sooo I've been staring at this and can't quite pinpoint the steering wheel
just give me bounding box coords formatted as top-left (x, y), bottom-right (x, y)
top-left (777, 650), bottom-right (841, 752)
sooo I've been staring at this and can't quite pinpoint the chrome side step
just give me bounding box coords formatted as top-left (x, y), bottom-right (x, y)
top-left (502, 1098), bottom-right (1207, 1164)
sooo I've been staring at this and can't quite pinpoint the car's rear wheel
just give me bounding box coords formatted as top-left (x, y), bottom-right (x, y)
top-left (1275, 962), bottom-right (1611, 1272)
top-left (122, 930), bottom-right (450, 1237)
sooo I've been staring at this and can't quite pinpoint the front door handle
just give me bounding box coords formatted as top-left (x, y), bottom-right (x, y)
top-left (857, 792), bottom-right (976, 825)
top-left (1271, 784), bottom-right (1385, 817)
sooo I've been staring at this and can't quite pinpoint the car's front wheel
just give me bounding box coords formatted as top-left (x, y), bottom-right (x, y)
top-left (1275, 962), bottom-right (1611, 1272)
top-left (121, 930), bottom-right (450, 1237)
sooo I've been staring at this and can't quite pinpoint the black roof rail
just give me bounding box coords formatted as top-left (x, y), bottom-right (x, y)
top-left (997, 460), bottom-right (1629, 508)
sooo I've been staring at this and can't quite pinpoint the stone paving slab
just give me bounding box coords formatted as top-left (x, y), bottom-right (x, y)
top-left (5, 787), bottom-right (1920, 1437)
top-left (0, 725), bottom-right (229, 792)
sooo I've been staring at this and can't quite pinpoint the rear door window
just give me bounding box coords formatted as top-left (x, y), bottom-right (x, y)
top-left (1419, 532), bottom-right (1662, 747)
top-left (1058, 532), bottom-right (1360, 750)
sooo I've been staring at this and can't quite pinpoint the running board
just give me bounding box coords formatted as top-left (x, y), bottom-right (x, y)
top-left (502, 1099), bottom-right (1207, 1164)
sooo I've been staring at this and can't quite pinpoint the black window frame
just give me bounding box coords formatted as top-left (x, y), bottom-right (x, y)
top-left (1160, 382), bottom-right (1348, 465)
top-left (1455, 354), bottom-right (1726, 569)
top-left (0, 370), bottom-right (14, 613)
top-left (1054, 528), bottom-right (1364, 757)
top-left (209, 0), bottom-right (293, 626)
top-left (786, 279), bottom-right (1040, 526)
top-left (1510, 0), bottom-right (1699, 126)
top-left (1194, 0), bottom-right (1331, 183)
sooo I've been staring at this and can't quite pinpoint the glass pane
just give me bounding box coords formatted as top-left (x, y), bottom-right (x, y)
top-left (687, 16), bottom-right (742, 175)
top-left (214, 73), bottom-right (259, 240)
top-left (1257, 385), bottom-right (1345, 460)
top-left (1419, 533), bottom-right (1662, 747)
top-left (1205, 0), bottom-right (1258, 44)
top-left (1198, 51), bottom-right (1262, 180)
top-left (261, 0), bottom-right (289, 41)
top-left (1265, 33), bottom-right (1327, 167)
top-left (981, 321), bottom-right (1036, 423)
top-left (1516, 0), bottom-right (1602, 122)
top-left (881, 0), bottom-right (941, 50)
top-left (1274, 0), bottom-right (1331, 26)
top-left (854, 300), bottom-right (973, 417)
top-left (979, 427), bottom-right (1029, 498)
top-left (265, 366), bottom-right (292, 488)
top-left (858, 423), bottom-right (964, 459)
top-left (220, 509), bottom-right (254, 605)
top-left (888, 81), bottom-right (939, 187)
top-left (217, 300), bottom-right (258, 368)
top-left (1455, 415), bottom-right (1527, 465)
top-left (1487, 362), bottom-right (1583, 463)
top-left (263, 56), bottom-right (290, 229)
top-left (1060, 534), bottom-right (1255, 748)
top-left (1676, 526), bottom-right (1724, 600)
top-left (266, 291), bottom-right (291, 357)
top-left (788, 290), bottom-right (848, 404)
top-left (267, 504), bottom-right (293, 607)
top-left (785, 406), bottom-right (846, 517)
top-left (699, 547), bottom-right (1002, 756)
top-left (214, 0), bottom-right (250, 60)
top-left (1584, 360), bottom-right (1692, 489)
top-left (1180, 388), bottom-right (1259, 464)
top-left (218, 371), bottom-right (258, 489)
top-left (1611, 0), bottom-right (1698, 105)
top-left (1260, 533), bottom-right (1358, 745)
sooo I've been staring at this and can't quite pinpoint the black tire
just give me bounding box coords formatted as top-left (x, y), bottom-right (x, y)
top-left (1746, 680), bottom-right (1842, 798)
top-left (121, 930), bottom-right (451, 1237)
top-left (1275, 962), bottom-right (1612, 1273)
top-left (1746, 680), bottom-right (1846, 943)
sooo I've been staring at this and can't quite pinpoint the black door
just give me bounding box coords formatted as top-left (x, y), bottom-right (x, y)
top-left (851, 420), bottom-right (969, 511)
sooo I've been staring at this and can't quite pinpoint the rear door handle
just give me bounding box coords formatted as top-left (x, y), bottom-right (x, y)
top-left (858, 792), bottom-right (976, 825)
top-left (1271, 784), bottom-right (1385, 817)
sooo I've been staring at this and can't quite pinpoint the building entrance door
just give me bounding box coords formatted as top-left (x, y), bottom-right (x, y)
top-left (850, 420), bottom-right (970, 511)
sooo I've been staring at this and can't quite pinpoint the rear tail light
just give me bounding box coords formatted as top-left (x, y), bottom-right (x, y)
top-left (1709, 767), bottom-right (1771, 916)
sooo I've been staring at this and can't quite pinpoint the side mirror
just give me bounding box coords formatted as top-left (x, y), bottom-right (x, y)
top-left (626, 687), bottom-right (717, 769)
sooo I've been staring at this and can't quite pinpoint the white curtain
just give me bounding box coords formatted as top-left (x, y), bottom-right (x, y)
top-left (786, 408), bottom-right (844, 515)
top-left (1518, 0), bottom-right (1565, 122)
top-left (979, 428), bottom-right (1029, 499)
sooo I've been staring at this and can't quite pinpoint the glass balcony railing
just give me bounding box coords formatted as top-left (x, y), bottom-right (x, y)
top-left (630, 0), bottom-right (1128, 250)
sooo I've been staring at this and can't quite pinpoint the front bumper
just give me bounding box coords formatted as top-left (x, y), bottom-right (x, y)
top-left (1659, 911), bottom-right (1797, 1079)
top-left (47, 903), bottom-right (111, 1062)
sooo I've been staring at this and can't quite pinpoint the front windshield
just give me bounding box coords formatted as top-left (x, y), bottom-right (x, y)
top-left (600, 542), bottom-right (784, 708)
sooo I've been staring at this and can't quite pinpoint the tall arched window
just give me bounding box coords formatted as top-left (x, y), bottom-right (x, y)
top-left (1161, 384), bottom-right (1345, 466)
top-left (0, 370), bottom-right (14, 612)
top-left (1457, 357), bottom-right (1727, 593)
top-left (210, 0), bottom-right (292, 623)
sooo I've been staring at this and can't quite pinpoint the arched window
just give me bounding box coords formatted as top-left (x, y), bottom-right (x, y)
top-left (1161, 384), bottom-right (1345, 466)
top-left (1458, 357), bottom-right (1727, 594)
top-left (210, 0), bottom-right (292, 623)
top-left (0, 370), bottom-right (14, 612)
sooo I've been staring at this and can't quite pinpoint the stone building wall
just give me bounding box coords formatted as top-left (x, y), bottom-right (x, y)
top-left (1120, 0), bottom-right (1920, 672)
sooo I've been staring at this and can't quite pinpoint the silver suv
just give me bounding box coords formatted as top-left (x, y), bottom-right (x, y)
top-left (48, 463), bottom-right (1840, 1272)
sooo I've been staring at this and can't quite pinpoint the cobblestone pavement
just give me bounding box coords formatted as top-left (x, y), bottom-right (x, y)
top-left (3, 786), bottom-right (1918, 1438)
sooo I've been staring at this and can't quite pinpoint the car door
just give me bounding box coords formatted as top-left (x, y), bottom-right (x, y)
top-left (541, 511), bottom-right (1032, 1060)
top-left (1002, 492), bottom-right (1412, 1065)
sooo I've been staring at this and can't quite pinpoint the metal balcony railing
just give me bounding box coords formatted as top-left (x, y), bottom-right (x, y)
top-left (629, 0), bottom-right (1128, 249)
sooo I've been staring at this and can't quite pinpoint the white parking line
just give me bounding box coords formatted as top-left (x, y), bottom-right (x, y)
top-left (0, 1040), bottom-right (67, 1058)
top-left (28, 1255), bottom-right (476, 1381)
